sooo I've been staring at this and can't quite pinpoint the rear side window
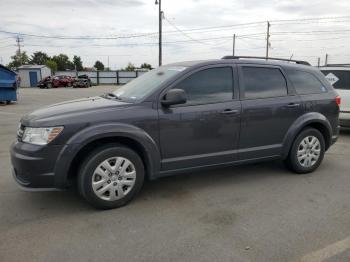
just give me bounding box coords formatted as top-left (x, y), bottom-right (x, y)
top-left (174, 67), bottom-right (233, 105)
top-left (241, 67), bottom-right (287, 99)
top-left (321, 70), bottom-right (350, 90)
top-left (287, 70), bottom-right (327, 94)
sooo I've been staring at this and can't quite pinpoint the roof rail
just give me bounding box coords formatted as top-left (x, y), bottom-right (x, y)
top-left (221, 55), bottom-right (311, 66)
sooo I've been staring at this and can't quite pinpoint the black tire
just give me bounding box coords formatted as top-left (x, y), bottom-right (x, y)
top-left (285, 128), bottom-right (325, 174)
top-left (77, 143), bottom-right (145, 209)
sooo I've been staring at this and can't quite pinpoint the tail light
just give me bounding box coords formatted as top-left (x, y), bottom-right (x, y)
top-left (335, 96), bottom-right (341, 106)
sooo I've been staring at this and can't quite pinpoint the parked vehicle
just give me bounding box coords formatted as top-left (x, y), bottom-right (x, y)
top-left (38, 75), bottom-right (75, 88)
top-left (73, 74), bottom-right (92, 88)
top-left (11, 56), bottom-right (340, 209)
top-left (320, 65), bottom-right (350, 128)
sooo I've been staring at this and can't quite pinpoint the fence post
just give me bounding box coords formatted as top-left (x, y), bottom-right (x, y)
top-left (116, 71), bottom-right (119, 85)
top-left (135, 70), bottom-right (139, 77)
top-left (97, 71), bottom-right (100, 85)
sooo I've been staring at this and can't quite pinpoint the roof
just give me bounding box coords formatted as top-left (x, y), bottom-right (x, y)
top-left (0, 64), bottom-right (16, 75)
top-left (18, 64), bottom-right (48, 70)
top-left (319, 66), bottom-right (350, 71)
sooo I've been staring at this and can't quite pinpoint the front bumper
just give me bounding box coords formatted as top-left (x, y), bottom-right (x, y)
top-left (10, 141), bottom-right (64, 190)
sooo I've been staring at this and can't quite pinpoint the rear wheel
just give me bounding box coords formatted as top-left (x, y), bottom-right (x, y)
top-left (285, 128), bottom-right (325, 174)
top-left (78, 144), bottom-right (145, 209)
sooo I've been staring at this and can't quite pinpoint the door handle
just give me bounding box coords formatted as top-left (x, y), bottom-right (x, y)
top-left (286, 103), bottom-right (300, 108)
top-left (220, 109), bottom-right (239, 115)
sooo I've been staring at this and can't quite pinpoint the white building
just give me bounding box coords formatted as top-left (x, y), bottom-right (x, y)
top-left (17, 65), bottom-right (51, 87)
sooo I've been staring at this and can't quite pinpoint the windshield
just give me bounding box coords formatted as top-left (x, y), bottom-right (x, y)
top-left (112, 66), bottom-right (187, 102)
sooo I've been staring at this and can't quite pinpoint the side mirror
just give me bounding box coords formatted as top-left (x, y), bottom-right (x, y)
top-left (161, 89), bottom-right (187, 107)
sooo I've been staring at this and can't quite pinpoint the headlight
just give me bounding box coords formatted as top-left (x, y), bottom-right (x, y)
top-left (22, 127), bottom-right (64, 145)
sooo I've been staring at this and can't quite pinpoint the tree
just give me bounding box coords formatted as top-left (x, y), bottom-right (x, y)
top-left (94, 60), bottom-right (104, 71)
top-left (7, 51), bottom-right (29, 69)
top-left (45, 59), bottom-right (57, 74)
top-left (140, 63), bottom-right (153, 70)
top-left (73, 55), bottom-right (83, 71)
top-left (52, 54), bottom-right (74, 71)
top-left (125, 62), bottom-right (135, 71)
top-left (29, 51), bottom-right (50, 65)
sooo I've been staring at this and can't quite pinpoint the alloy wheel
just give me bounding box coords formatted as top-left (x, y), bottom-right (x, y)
top-left (297, 136), bottom-right (321, 168)
top-left (92, 156), bottom-right (136, 201)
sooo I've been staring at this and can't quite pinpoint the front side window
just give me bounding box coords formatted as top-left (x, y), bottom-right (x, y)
top-left (174, 67), bottom-right (233, 105)
top-left (242, 67), bottom-right (287, 99)
top-left (287, 69), bottom-right (327, 94)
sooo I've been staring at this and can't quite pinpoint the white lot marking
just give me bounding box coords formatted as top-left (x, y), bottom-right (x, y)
top-left (300, 236), bottom-right (350, 262)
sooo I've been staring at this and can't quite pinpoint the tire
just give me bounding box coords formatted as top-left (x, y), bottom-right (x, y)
top-left (285, 128), bottom-right (325, 174)
top-left (67, 82), bottom-right (72, 87)
top-left (77, 144), bottom-right (145, 209)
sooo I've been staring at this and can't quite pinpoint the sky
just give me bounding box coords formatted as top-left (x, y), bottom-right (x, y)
top-left (1, 0), bottom-right (350, 68)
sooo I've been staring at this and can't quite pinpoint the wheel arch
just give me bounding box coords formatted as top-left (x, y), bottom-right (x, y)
top-left (282, 113), bottom-right (332, 159)
top-left (54, 123), bottom-right (161, 188)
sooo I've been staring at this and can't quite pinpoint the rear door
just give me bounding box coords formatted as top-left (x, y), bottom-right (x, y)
top-left (238, 64), bottom-right (303, 160)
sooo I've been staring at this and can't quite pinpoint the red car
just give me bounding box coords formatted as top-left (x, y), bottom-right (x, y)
top-left (38, 75), bottom-right (75, 88)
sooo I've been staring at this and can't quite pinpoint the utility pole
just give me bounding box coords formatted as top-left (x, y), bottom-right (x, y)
top-left (107, 55), bottom-right (110, 69)
top-left (317, 57), bottom-right (320, 67)
top-left (325, 53), bottom-right (328, 66)
top-left (232, 34), bottom-right (236, 56)
top-left (265, 21), bottom-right (270, 59)
top-left (16, 35), bottom-right (23, 66)
top-left (155, 0), bottom-right (162, 66)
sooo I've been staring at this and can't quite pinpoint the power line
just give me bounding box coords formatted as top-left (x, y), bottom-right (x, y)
top-left (1, 15), bottom-right (349, 41)
top-left (164, 16), bottom-right (213, 46)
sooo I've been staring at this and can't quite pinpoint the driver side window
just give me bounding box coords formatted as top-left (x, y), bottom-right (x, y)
top-left (174, 67), bottom-right (233, 105)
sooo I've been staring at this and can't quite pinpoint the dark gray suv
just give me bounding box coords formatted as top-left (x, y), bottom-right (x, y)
top-left (10, 56), bottom-right (340, 209)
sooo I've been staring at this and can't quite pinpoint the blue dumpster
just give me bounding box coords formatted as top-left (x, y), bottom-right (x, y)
top-left (0, 65), bottom-right (17, 103)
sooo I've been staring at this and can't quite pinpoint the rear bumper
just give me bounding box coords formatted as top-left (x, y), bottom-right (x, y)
top-left (339, 111), bottom-right (350, 127)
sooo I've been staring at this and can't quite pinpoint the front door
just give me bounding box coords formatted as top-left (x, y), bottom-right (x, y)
top-left (29, 71), bottom-right (38, 87)
top-left (158, 65), bottom-right (241, 171)
top-left (237, 65), bottom-right (303, 160)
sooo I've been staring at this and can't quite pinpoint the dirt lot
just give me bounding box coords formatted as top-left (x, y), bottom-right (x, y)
top-left (0, 86), bottom-right (349, 262)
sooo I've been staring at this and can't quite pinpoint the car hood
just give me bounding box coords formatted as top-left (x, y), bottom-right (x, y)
top-left (21, 96), bottom-right (132, 126)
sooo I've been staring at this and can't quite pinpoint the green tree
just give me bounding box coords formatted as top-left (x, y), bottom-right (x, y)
top-left (73, 55), bottom-right (83, 71)
top-left (7, 51), bottom-right (29, 69)
top-left (140, 63), bottom-right (153, 70)
top-left (52, 54), bottom-right (74, 71)
top-left (125, 62), bottom-right (135, 71)
top-left (29, 51), bottom-right (50, 65)
top-left (94, 60), bottom-right (104, 71)
top-left (45, 59), bottom-right (57, 74)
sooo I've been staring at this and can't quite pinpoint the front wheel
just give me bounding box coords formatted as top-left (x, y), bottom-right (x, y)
top-left (285, 128), bottom-right (325, 174)
top-left (78, 144), bottom-right (145, 209)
